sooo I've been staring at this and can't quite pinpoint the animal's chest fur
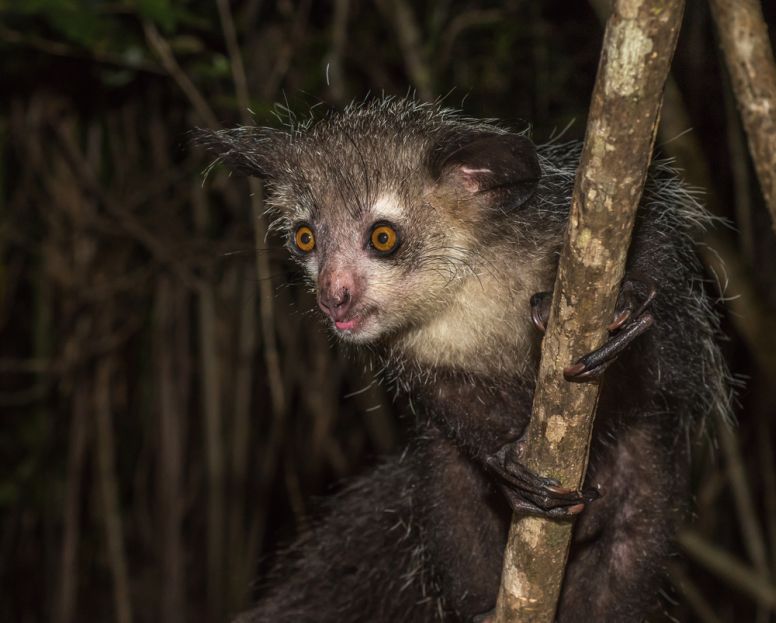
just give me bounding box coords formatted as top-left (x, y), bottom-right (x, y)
top-left (407, 366), bottom-right (536, 459)
top-left (390, 243), bottom-right (556, 379)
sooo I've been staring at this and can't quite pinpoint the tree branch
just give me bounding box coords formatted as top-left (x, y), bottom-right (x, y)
top-left (708, 0), bottom-right (776, 234)
top-left (494, 1), bottom-right (685, 620)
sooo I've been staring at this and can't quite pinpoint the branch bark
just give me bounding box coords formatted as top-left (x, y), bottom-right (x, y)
top-left (709, 0), bottom-right (776, 235)
top-left (494, 1), bottom-right (684, 620)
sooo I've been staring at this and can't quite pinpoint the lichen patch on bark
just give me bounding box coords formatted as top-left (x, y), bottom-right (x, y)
top-left (519, 517), bottom-right (547, 550)
top-left (573, 227), bottom-right (609, 265)
top-left (501, 554), bottom-right (535, 600)
top-left (605, 20), bottom-right (653, 97)
top-left (619, 0), bottom-right (641, 19)
top-left (546, 415), bottom-right (568, 445)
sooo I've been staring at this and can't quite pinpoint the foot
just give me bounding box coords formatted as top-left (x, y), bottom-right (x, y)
top-left (485, 441), bottom-right (600, 518)
top-left (530, 277), bottom-right (656, 382)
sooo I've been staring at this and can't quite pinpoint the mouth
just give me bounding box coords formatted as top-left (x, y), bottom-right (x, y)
top-left (330, 308), bottom-right (376, 338)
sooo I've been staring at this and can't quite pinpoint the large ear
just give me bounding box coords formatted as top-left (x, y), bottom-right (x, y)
top-left (431, 133), bottom-right (541, 208)
top-left (192, 126), bottom-right (287, 178)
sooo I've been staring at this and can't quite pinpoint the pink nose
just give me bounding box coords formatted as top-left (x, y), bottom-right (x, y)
top-left (318, 270), bottom-right (358, 321)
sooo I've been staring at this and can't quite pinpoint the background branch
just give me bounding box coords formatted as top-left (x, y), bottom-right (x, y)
top-left (709, 0), bottom-right (776, 233)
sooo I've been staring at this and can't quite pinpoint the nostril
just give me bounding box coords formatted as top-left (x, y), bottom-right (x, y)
top-left (336, 288), bottom-right (351, 308)
top-left (319, 288), bottom-right (350, 314)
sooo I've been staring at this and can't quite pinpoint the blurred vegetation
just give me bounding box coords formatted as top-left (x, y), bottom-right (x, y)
top-left (1, 1), bottom-right (776, 622)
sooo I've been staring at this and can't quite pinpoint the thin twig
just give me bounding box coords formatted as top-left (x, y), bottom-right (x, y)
top-left (325, 0), bottom-right (350, 104)
top-left (668, 562), bottom-right (725, 623)
top-left (719, 424), bottom-right (770, 579)
top-left (260, 0), bottom-right (312, 101)
top-left (227, 266), bottom-right (259, 610)
top-left (191, 182), bottom-right (226, 620)
top-left (757, 410), bottom-right (776, 578)
top-left (721, 61), bottom-right (755, 263)
top-left (53, 123), bottom-right (203, 290)
top-left (437, 9), bottom-right (503, 71)
top-left (377, 0), bottom-right (434, 101)
top-left (679, 530), bottom-right (776, 610)
top-left (155, 278), bottom-right (186, 623)
top-left (143, 21), bottom-right (220, 130)
top-left (55, 383), bottom-right (89, 623)
top-left (94, 355), bottom-right (133, 623)
top-left (215, 0), bottom-right (287, 419)
top-left (0, 25), bottom-right (164, 74)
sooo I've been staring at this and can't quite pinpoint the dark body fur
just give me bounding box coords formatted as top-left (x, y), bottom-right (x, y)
top-left (198, 99), bottom-right (728, 623)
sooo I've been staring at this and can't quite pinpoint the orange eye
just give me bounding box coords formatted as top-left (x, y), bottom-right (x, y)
top-left (370, 224), bottom-right (399, 254)
top-left (294, 225), bottom-right (315, 253)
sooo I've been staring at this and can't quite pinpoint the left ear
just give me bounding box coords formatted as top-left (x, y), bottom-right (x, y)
top-left (432, 133), bottom-right (541, 208)
top-left (192, 126), bottom-right (288, 179)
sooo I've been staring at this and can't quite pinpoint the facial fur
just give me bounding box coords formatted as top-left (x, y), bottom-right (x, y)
top-left (199, 99), bottom-right (572, 377)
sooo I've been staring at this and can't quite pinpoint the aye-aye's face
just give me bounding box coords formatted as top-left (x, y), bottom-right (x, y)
top-left (268, 136), bottom-right (541, 345)
top-left (197, 101), bottom-right (542, 345)
top-left (279, 183), bottom-right (482, 344)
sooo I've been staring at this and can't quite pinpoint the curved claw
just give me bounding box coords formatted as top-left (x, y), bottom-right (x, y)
top-left (564, 312), bottom-right (654, 382)
top-left (530, 291), bottom-right (552, 333)
top-left (608, 277), bottom-right (656, 331)
top-left (531, 277), bottom-right (656, 335)
top-left (608, 308), bottom-right (632, 332)
top-left (564, 276), bottom-right (657, 382)
top-left (485, 444), bottom-right (601, 517)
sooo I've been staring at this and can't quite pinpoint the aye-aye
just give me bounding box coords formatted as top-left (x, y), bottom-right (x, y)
top-left (197, 98), bottom-right (729, 623)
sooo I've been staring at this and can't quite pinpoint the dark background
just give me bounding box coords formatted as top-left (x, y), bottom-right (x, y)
top-left (2, 1), bottom-right (776, 621)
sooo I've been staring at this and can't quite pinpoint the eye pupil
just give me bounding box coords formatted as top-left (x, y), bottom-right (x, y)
top-left (295, 225), bottom-right (315, 252)
top-left (370, 224), bottom-right (398, 254)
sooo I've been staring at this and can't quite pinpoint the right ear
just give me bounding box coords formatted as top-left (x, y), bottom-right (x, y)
top-left (192, 126), bottom-right (287, 178)
top-left (430, 132), bottom-right (541, 209)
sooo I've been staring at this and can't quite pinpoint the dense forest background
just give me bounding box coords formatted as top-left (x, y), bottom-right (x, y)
top-left (2, 1), bottom-right (776, 622)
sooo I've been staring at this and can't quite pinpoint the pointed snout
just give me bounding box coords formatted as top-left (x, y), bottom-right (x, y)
top-left (318, 267), bottom-right (361, 322)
